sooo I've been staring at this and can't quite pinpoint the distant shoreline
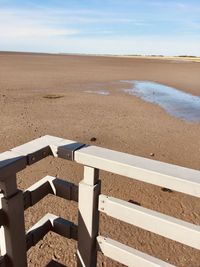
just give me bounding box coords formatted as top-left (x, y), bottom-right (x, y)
top-left (117, 55), bottom-right (200, 63)
top-left (0, 50), bottom-right (200, 62)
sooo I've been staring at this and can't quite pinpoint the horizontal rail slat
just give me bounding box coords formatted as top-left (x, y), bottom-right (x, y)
top-left (11, 135), bottom-right (63, 156)
top-left (99, 195), bottom-right (200, 250)
top-left (0, 151), bottom-right (26, 179)
top-left (0, 135), bottom-right (85, 167)
top-left (26, 214), bottom-right (52, 250)
top-left (53, 217), bottom-right (78, 240)
top-left (53, 177), bottom-right (78, 202)
top-left (23, 176), bottom-right (54, 209)
top-left (26, 213), bottom-right (77, 250)
top-left (0, 135), bottom-right (76, 175)
top-left (75, 146), bottom-right (200, 197)
top-left (97, 236), bottom-right (174, 267)
top-left (11, 135), bottom-right (76, 164)
top-left (23, 176), bottom-right (78, 210)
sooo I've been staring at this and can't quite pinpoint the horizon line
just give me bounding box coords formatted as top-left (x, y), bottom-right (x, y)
top-left (1, 50), bottom-right (200, 58)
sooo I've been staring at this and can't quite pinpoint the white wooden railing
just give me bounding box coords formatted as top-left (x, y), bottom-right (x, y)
top-left (0, 135), bottom-right (200, 267)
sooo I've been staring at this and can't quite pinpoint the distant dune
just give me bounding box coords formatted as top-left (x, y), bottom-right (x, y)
top-left (1, 51), bottom-right (200, 62)
top-left (117, 55), bottom-right (200, 62)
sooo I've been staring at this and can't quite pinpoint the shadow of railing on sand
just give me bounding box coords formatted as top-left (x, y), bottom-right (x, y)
top-left (46, 260), bottom-right (67, 267)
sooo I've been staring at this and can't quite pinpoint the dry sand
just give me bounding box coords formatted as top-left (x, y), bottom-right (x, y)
top-left (0, 52), bottom-right (200, 267)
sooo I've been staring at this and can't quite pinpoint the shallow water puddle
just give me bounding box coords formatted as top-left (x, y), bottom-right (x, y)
top-left (121, 80), bottom-right (200, 123)
top-left (84, 90), bottom-right (110, 95)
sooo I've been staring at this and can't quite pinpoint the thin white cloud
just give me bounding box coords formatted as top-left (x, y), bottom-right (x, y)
top-left (0, 6), bottom-right (150, 40)
top-left (0, 26), bottom-right (78, 38)
top-left (151, 1), bottom-right (200, 12)
top-left (190, 22), bottom-right (200, 30)
top-left (1, 35), bottom-right (199, 57)
top-left (63, 36), bottom-right (200, 56)
top-left (0, 7), bottom-right (79, 39)
top-left (0, 4), bottom-right (200, 56)
top-left (0, 6), bottom-right (147, 26)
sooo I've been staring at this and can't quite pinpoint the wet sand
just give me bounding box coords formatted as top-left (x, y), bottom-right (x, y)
top-left (0, 52), bottom-right (200, 266)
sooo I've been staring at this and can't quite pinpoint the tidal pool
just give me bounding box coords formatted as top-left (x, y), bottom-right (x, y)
top-left (121, 80), bottom-right (200, 123)
top-left (84, 90), bottom-right (110, 95)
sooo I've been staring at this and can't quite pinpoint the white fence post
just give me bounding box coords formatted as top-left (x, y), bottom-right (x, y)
top-left (0, 174), bottom-right (27, 267)
top-left (77, 166), bottom-right (100, 267)
top-left (0, 192), bottom-right (6, 258)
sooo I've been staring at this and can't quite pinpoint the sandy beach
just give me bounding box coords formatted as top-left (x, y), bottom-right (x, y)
top-left (0, 52), bottom-right (200, 267)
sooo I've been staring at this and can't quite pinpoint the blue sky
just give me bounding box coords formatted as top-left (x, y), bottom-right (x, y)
top-left (0, 0), bottom-right (200, 55)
